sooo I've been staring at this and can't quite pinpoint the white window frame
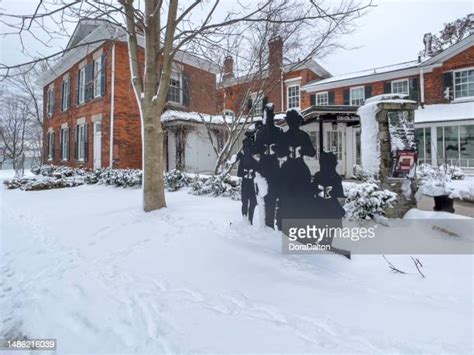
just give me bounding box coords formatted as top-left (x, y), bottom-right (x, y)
top-left (315, 91), bottom-right (329, 106)
top-left (62, 78), bottom-right (69, 111)
top-left (77, 123), bottom-right (86, 161)
top-left (287, 84), bottom-right (300, 110)
top-left (168, 71), bottom-right (182, 105)
top-left (61, 128), bottom-right (69, 161)
top-left (47, 86), bottom-right (54, 117)
top-left (453, 67), bottom-right (474, 100)
top-left (78, 67), bottom-right (86, 104)
top-left (93, 58), bottom-right (102, 98)
top-left (391, 78), bottom-right (409, 96)
top-left (250, 91), bottom-right (263, 116)
top-left (350, 86), bottom-right (365, 106)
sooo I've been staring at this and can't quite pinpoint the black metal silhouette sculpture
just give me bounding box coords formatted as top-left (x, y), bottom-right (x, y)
top-left (276, 109), bottom-right (316, 228)
top-left (237, 136), bottom-right (258, 225)
top-left (253, 103), bottom-right (282, 228)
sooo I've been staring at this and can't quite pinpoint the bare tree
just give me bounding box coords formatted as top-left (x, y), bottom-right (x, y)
top-left (0, 0), bottom-right (373, 211)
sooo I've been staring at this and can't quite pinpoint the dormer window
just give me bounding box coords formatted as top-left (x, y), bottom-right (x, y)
top-left (453, 68), bottom-right (474, 99)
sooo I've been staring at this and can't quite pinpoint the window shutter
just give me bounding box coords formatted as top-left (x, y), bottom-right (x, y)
top-left (101, 54), bottom-right (106, 96)
top-left (443, 72), bottom-right (453, 101)
top-left (84, 123), bottom-right (89, 161)
top-left (310, 94), bottom-right (316, 106)
top-left (364, 85), bottom-right (372, 99)
top-left (328, 91), bottom-right (335, 105)
top-left (343, 89), bottom-right (350, 105)
top-left (182, 72), bottom-right (190, 106)
top-left (61, 81), bottom-right (65, 111)
top-left (75, 126), bottom-right (79, 160)
top-left (51, 132), bottom-right (55, 160)
top-left (85, 63), bottom-right (94, 101)
top-left (51, 89), bottom-right (55, 115)
top-left (409, 77), bottom-right (419, 102)
top-left (68, 128), bottom-right (71, 160)
top-left (384, 82), bottom-right (391, 94)
top-left (77, 71), bottom-right (81, 105)
top-left (247, 97), bottom-right (253, 111)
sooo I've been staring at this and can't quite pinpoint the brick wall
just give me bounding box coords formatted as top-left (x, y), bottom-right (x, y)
top-left (43, 40), bottom-right (218, 169)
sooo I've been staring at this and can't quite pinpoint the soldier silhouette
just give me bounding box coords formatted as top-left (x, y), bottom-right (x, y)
top-left (276, 109), bottom-right (316, 229)
top-left (253, 103), bottom-right (282, 228)
top-left (310, 150), bottom-right (349, 258)
top-left (237, 136), bottom-right (258, 225)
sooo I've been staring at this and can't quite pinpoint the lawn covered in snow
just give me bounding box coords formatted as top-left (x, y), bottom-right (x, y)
top-left (0, 178), bottom-right (473, 353)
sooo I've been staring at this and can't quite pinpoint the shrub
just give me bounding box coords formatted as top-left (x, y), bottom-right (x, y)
top-left (164, 169), bottom-right (191, 191)
top-left (343, 182), bottom-right (397, 220)
top-left (190, 174), bottom-right (240, 200)
top-left (4, 176), bottom-right (85, 191)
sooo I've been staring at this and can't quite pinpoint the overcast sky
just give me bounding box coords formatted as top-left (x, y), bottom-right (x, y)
top-left (0, 0), bottom-right (472, 76)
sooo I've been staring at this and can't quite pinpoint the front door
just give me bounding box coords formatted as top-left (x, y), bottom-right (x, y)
top-left (325, 127), bottom-right (345, 175)
top-left (93, 121), bottom-right (102, 169)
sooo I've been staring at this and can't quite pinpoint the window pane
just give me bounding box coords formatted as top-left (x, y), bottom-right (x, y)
top-left (392, 80), bottom-right (409, 95)
top-left (350, 87), bottom-right (364, 105)
top-left (454, 70), bottom-right (474, 98)
top-left (288, 85), bottom-right (300, 109)
top-left (415, 128), bottom-right (424, 160)
top-left (437, 126), bottom-right (444, 163)
top-left (425, 128), bottom-right (431, 164)
top-left (444, 126), bottom-right (459, 162)
top-left (460, 125), bottom-right (474, 167)
top-left (316, 93), bottom-right (328, 106)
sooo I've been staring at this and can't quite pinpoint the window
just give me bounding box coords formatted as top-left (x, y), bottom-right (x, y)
top-left (287, 85), bottom-right (300, 109)
top-left (435, 124), bottom-right (474, 167)
top-left (454, 68), bottom-right (474, 99)
top-left (315, 92), bottom-right (328, 106)
top-left (250, 92), bottom-right (263, 116)
top-left (47, 86), bottom-right (54, 117)
top-left (415, 127), bottom-right (431, 164)
top-left (391, 79), bottom-right (409, 96)
top-left (78, 67), bottom-right (86, 104)
top-left (62, 78), bottom-right (70, 111)
top-left (167, 71), bottom-right (182, 104)
top-left (77, 124), bottom-right (86, 161)
top-left (61, 128), bottom-right (69, 160)
top-left (94, 58), bottom-right (102, 98)
top-left (350, 86), bottom-right (365, 106)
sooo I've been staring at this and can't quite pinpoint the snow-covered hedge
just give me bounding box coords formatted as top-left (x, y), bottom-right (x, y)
top-left (189, 174), bottom-right (240, 200)
top-left (164, 169), bottom-right (191, 191)
top-left (4, 176), bottom-right (85, 191)
top-left (343, 182), bottom-right (397, 220)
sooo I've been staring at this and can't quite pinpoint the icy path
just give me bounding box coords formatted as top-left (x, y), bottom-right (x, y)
top-left (0, 183), bottom-right (473, 353)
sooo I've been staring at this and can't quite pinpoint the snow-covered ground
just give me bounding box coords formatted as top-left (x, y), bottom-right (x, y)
top-left (1, 181), bottom-right (473, 353)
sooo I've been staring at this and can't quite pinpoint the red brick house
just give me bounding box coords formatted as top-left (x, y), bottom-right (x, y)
top-left (301, 34), bottom-right (474, 176)
top-left (39, 19), bottom-right (219, 170)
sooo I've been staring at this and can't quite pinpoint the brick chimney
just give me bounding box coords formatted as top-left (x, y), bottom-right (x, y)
top-left (268, 36), bottom-right (283, 72)
top-left (223, 56), bottom-right (234, 80)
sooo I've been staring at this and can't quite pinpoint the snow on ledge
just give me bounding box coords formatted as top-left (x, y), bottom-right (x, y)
top-left (415, 101), bottom-right (474, 124)
top-left (161, 110), bottom-right (286, 125)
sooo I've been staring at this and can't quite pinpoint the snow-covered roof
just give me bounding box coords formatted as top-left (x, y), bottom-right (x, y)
top-left (415, 101), bottom-right (474, 124)
top-left (161, 110), bottom-right (285, 125)
top-left (38, 20), bottom-right (219, 86)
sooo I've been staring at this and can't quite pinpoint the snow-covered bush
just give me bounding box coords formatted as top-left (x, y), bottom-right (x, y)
top-left (94, 168), bottom-right (142, 187)
top-left (32, 164), bottom-right (88, 178)
top-left (352, 164), bottom-right (378, 182)
top-left (416, 163), bottom-right (465, 197)
top-left (190, 174), bottom-right (240, 200)
top-left (164, 169), bottom-right (191, 191)
top-left (343, 182), bottom-right (397, 220)
top-left (4, 176), bottom-right (85, 191)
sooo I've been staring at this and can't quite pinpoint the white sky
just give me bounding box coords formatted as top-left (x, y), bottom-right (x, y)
top-left (0, 0), bottom-right (472, 76)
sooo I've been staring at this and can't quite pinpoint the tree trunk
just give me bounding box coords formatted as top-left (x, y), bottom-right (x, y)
top-left (142, 109), bottom-right (166, 212)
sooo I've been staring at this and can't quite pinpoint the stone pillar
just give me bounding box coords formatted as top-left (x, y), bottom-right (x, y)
top-left (374, 102), bottom-right (418, 218)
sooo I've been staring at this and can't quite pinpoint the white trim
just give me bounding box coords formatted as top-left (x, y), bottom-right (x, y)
top-left (92, 113), bottom-right (102, 122)
top-left (77, 117), bottom-right (86, 125)
top-left (391, 78), bottom-right (410, 96)
top-left (62, 73), bottom-right (70, 80)
top-left (349, 86), bottom-right (365, 106)
top-left (48, 127), bottom-right (53, 133)
top-left (61, 123), bottom-right (68, 129)
top-left (93, 57), bottom-right (102, 98)
top-left (109, 41), bottom-right (116, 168)
top-left (78, 59), bottom-right (87, 69)
top-left (284, 76), bottom-right (302, 83)
top-left (167, 70), bottom-right (183, 105)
